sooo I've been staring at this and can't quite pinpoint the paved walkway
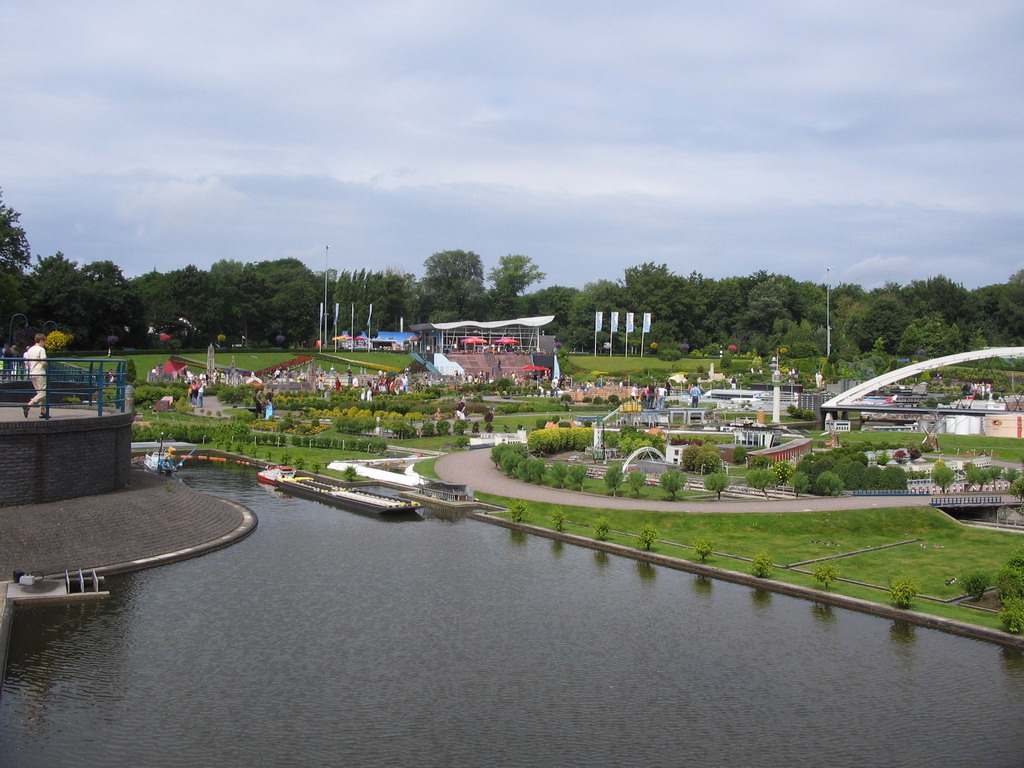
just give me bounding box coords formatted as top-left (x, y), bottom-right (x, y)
top-left (0, 468), bottom-right (255, 578)
top-left (435, 449), bottom-right (973, 513)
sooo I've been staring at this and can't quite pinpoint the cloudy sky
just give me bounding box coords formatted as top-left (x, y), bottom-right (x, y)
top-left (3, 1), bottom-right (1022, 290)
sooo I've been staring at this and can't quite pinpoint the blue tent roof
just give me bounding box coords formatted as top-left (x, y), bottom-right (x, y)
top-left (374, 332), bottom-right (417, 342)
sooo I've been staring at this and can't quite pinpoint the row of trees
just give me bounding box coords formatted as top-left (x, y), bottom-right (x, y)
top-left (4, 190), bottom-right (1024, 354)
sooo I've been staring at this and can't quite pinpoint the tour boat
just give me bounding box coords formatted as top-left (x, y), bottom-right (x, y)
top-left (271, 475), bottom-right (421, 514)
top-left (256, 465), bottom-right (297, 485)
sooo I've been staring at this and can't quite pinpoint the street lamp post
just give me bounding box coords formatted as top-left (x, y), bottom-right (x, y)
top-left (322, 245), bottom-right (330, 349)
top-left (8, 313), bottom-right (27, 344)
top-left (826, 267), bottom-right (831, 357)
top-left (771, 353), bottom-right (781, 423)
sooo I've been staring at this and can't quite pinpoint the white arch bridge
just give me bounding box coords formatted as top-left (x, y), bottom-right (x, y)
top-left (819, 346), bottom-right (1024, 424)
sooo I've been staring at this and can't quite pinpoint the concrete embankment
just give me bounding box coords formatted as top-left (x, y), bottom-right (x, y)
top-left (0, 467), bottom-right (257, 684)
top-left (469, 511), bottom-right (1024, 650)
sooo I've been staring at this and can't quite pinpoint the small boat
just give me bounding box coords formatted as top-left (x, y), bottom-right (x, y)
top-left (257, 465), bottom-right (297, 485)
top-left (273, 475), bottom-right (422, 514)
top-left (142, 441), bottom-right (197, 475)
top-left (144, 450), bottom-right (177, 475)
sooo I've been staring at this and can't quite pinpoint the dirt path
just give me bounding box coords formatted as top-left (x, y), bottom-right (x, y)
top-left (434, 449), bottom-right (951, 513)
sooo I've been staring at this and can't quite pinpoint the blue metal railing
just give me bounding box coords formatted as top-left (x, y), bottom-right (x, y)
top-left (930, 495), bottom-right (1005, 507)
top-left (1, 357), bottom-right (129, 417)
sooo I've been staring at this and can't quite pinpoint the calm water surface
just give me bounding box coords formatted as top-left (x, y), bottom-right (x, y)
top-left (2, 462), bottom-right (1024, 767)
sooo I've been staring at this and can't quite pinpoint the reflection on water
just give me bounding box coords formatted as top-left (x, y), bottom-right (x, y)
top-left (3, 462), bottom-right (1024, 768)
top-left (811, 602), bottom-right (837, 625)
top-left (635, 561), bottom-right (657, 580)
top-left (890, 620), bottom-right (917, 645)
top-left (751, 587), bottom-right (773, 609)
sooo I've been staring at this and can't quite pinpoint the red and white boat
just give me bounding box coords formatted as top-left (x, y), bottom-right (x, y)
top-left (257, 465), bottom-right (297, 485)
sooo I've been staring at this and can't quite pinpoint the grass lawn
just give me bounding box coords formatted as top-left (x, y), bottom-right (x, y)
top-left (566, 354), bottom-right (699, 376)
top-left (478, 495), bottom-right (1020, 629)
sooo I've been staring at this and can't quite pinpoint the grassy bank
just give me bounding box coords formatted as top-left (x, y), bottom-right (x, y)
top-left (475, 494), bottom-right (1020, 631)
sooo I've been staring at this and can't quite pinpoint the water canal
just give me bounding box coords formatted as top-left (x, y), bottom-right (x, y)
top-left (3, 462), bottom-right (1024, 767)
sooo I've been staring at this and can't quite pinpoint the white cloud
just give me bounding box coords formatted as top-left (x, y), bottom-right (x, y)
top-left (2, 1), bottom-right (1022, 287)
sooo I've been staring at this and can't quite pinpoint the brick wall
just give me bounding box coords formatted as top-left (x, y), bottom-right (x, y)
top-left (0, 413), bottom-right (133, 506)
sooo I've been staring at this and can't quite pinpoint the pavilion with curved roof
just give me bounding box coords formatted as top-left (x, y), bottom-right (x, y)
top-left (409, 315), bottom-right (555, 356)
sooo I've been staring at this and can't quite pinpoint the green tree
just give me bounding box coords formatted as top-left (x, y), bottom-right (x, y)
top-left (593, 516), bottom-right (611, 541)
top-left (751, 551), bottom-right (775, 578)
top-left (695, 442), bottom-right (722, 474)
top-left (1009, 476), bottom-right (1024, 504)
top-left (964, 462), bottom-right (988, 491)
top-left (637, 523), bottom-right (658, 552)
top-left (487, 254), bottom-right (546, 318)
top-left (704, 472), bottom-right (729, 500)
top-left (420, 250), bottom-right (486, 321)
top-left (0, 189), bottom-right (31, 274)
top-left (549, 461), bottom-right (569, 488)
top-left (604, 465), bottom-right (623, 497)
top-left (813, 470), bottom-right (844, 496)
top-left (813, 563), bottom-right (841, 590)
top-left (660, 468), bottom-right (684, 500)
top-left (791, 471), bottom-right (810, 497)
top-left (567, 463), bottom-right (588, 490)
top-left (932, 460), bottom-right (956, 493)
top-left (693, 537), bottom-right (714, 563)
top-left (773, 460), bottom-right (795, 486)
top-left (627, 469), bottom-right (648, 497)
top-left (897, 312), bottom-right (963, 357)
top-left (746, 468), bottom-right (775, 498)
top-left (890, 574), bottom-right (918, 608)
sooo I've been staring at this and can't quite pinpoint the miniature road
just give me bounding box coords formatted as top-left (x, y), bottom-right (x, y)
top-left (434, 448), bottom-right (975, 513)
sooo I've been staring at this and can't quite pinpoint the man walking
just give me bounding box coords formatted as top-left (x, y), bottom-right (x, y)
top-left (24, 333), bottom-right (48, 419)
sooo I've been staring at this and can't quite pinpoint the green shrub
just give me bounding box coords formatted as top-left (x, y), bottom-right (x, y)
top-left (890, 574), bottom-right (918, 608)
top-left (637, 523), bottom-right (658, 552)
top-left (960, 571), bottom-right (991, 601)
top-left (812, 563), bottom-right (841, 590)
top-left (507, 500), bottom-right (527, 523)
top-left (593, 517), bottom-right (611, 541)
top-left (1001, 598), bottom-right (1024, 634)
top-left (751, 551), bottom-right (774, 578)
top-left (551, 510), bottom-right (566, 532)
top-left (693, 537), bottom-right (714, 563)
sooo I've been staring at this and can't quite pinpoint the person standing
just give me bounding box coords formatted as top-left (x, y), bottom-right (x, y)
top-left (689, 382), bottom-right (702, 408)
top-left (23, 333), bottom-right (48, 419)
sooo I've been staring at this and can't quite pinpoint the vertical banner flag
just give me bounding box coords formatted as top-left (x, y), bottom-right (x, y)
top-left (366, 303), bottom-right (373, 329)
top-left (643, 312), bottom-right (652, 333)
top-left (595, 311), bottom-right (603, 332)
top-left (626, 312), bottom-right (635, 333)
top-left (611, 311), bottom-right (619, 333)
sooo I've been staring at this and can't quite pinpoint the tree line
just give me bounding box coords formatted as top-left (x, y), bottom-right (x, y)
top-left (2, 190), bottom-right (1022, 355)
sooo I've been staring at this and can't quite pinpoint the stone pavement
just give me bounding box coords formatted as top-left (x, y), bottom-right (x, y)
top-left (435, 448), bottom-right (954, 513)
top-left (0, 468), bottom-right (255, 578)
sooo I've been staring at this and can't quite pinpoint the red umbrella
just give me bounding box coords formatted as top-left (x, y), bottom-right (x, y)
top-left (462, 336), bottom-right (487, 344)
top-left (521, 364), bottom-right (550, 371)
top-left (494, 337), bottom-right (519, 344)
